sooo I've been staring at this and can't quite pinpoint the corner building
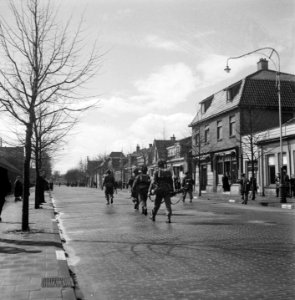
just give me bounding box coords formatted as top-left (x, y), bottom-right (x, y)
top-left (189, 59), bottom-right (295, 194)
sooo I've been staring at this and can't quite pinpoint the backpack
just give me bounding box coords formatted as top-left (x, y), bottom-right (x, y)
top-left (156, 169), bottom-right (173, 193)
top-left (137, 174), bottom-right (150, 191)
top-left (104, 175), bottom-right (114, 188)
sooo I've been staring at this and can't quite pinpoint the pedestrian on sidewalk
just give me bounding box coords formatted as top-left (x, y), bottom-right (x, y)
top-left (275, 173), bottom-right (280, 197)
top-left (182, 172), bottom-right (195, 202)
top-left (14, 176), bottom-right (23, 202)
top-left (132, 165), bottom-right (151, 215)
top-left (102, 170), bottom-right (116, 205)
top-left (148, 160), bottom-right (174, 223)
top-left (282, 167), bottom-right (290, 198)
top-left (0, 166), bottom-right (11, 222)
top-left (238, 173), bottom-right (250, 204)
top-left (222, 173), bottom-right (230, 192)
top-left (249, 176), bottom-right (257, 200)
top-left (290, 174), bottom-right (295, 198)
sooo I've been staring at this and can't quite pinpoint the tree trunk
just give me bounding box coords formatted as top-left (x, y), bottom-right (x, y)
top-left (34, 163), bottom-right (40, 209)
top-left (22, 123), bottom-right (33, 231)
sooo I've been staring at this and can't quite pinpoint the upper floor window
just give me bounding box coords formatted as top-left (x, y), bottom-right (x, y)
top-left (175, 145), bottom-right (180, 157)
top-left (226, 81), bottom-right (241, 102)
top-left (205, 125), bottom-right (210, 143)
top-left (168, 148), bottom-right (176, 157)
top-left (217, 120), bottom-right (222, 140)
top-left (201, 95), bottom-right (213, 113)
top-left (229, 115), bottom-right (236, 136)
top-left (194, 132), bottom-right (200, 147)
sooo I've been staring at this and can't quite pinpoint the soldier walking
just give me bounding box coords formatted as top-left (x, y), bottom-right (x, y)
top-left (149, 160), bottom-right (174, 223)
top-left (102, 170), bottom-right (116, 205)
top-left (182, 172), bottom-right (195, 203)
top-left (132, 165), bottom-right (151, 216)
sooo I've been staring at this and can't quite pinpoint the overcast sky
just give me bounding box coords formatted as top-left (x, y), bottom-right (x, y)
top-left (0, 0), bottom-right (294, 174)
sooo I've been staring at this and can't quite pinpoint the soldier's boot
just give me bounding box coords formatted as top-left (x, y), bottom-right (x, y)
top-left (150, 209), bottom-right (155, 221)
top-left (166, 215), bottom-right (171, 223)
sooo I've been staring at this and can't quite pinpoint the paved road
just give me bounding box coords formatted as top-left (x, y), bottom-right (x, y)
top-left (53, 186), bottom-right (295, 300)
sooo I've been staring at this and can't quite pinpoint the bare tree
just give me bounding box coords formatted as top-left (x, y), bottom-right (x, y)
top-left (238, 108), bottom-right (273, 199)
top-left (32, 107), bottom-right (77, 208)
top-left (0, 0), bottom-right (101, 230)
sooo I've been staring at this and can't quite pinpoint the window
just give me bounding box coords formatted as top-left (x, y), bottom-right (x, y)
top-left (229, 115), bottom-right (235, 136)
top-left (168, 148), bottom-right (176, 157)
top-left (278, 152), bottom-right (287, 169)
top-left (226, 81), bottom-right (241, 102)
top-left (175, 145), bottom-right (180, 158)
top-left (201, 96), bottom-right (213, 113)
top-left (267, 155), bottom-right (276, 185)
top-left (194, 133), bottom-right (200, 146)
top-left (217, 121), bottom-right (222, 140)
top-left (205, 126), bottom-right (210, 143)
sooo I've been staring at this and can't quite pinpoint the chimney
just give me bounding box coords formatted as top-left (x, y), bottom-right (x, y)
top-left (170, 134), bottom-right (176, 142)
top-left (136, 144), bottom-right (140, 152)
top-left (257, 58), bottom-right (268, 71)
top-left (149, 144), bottom-right (152, 148)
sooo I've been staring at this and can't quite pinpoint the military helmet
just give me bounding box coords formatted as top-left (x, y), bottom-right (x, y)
top-left (157, 159), bottom-right (166, 168)
top-left (141, 165), bottom-right (148, 173)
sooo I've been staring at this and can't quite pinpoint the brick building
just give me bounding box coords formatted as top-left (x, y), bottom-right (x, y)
top-left (189, 59), bottom-right (295, 194)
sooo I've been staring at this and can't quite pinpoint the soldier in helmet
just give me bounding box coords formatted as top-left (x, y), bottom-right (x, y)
top-left (148, 160), bottom-right (174, 223)
top-left (182, 172), bottom-right (195, 203)
top-left (102, 169), bottom-right (116, 205)
top-left (132, 165), bottom-right (151, 215)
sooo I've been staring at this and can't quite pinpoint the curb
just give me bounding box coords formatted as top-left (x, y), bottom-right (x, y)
top-left (50, 196), bottom-right (78, 300)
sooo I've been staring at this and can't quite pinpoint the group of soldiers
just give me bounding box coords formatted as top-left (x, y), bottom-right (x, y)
top-left (102, 160), bottom-right (195, 223)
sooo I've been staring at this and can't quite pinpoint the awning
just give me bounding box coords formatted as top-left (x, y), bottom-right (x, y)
top-left (169, 162), bottom-right (184, 167)
top-left (0, 157), bottom-right (21, 173)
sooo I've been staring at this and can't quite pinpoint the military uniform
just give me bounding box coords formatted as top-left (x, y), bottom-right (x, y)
top-left (150, 165), bottom-right (173, 223)
top-left (102, 171), bottom-right (116, 204)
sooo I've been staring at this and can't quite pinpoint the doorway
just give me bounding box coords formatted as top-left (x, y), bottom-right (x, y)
top-left (200, 165), bottom-right (207, 190)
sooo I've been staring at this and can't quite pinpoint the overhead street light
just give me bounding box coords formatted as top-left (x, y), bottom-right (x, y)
top-left (224, 47), bottom-right (286, 203)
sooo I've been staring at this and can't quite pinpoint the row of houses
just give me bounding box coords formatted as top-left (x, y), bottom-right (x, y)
top-left (87, 59), bottom-right (295, 195)
top-left (86, 135), bottom-right (192, 189)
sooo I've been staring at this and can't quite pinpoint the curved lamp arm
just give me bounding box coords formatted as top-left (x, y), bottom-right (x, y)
top-left (224, 47), bottom-right (280, 74)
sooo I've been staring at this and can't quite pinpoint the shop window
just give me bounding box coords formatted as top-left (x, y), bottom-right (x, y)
top-left (230, 162), bottom-right (238, 183)
top-left (217, 162), bottom-right (223, 175)
top-left (267, 155), bottom-right (276, 185)
top-left (278, 152), bottom-right (287, 169)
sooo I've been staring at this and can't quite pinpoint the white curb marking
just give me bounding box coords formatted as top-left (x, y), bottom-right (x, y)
top-left (56, 250), bottom-right (66, 260)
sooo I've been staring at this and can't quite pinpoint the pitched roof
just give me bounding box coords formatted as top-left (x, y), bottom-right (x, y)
top-left (109, 152), bottom-right (124, 158)
top-left (240, 79), bottom-right (295, 107)
top-left (190, 69), bottom-right (295, 126)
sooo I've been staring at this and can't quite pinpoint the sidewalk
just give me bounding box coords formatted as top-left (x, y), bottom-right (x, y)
top-left (0, 191), bottom-right (76, 300)
top-left (195, 190), bottom-right (295, 209)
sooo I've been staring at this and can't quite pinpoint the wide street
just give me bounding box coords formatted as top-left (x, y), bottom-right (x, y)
top-left (52, 186), bottom-right (295, 300)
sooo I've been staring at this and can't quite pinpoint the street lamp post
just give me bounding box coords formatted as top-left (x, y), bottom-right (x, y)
top-left (224, 47), bottom-right (286, 203)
